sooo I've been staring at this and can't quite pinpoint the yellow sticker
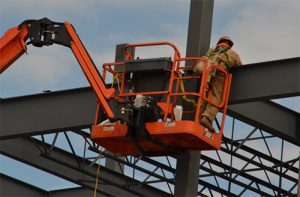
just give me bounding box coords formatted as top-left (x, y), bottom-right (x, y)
top-left (164, 122), bottom-right (176, 127)
top-left (103, 126), bottom-right (114, 131)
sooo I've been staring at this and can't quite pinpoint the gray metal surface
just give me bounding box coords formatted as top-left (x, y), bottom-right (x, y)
top-left (230, 57), bottom-right (300, 104)
top-left (1, 125), bottom-right (297, 196)
top-left (0, 0), bottom-right (298, 196)
top-left (228, 101), bottom-right (300, 145)
top-left (298, 156), bottom-right (300, 197)
top-left (174, 0), bottom-right (214, 196)
top-left (0, 174), bottom-right (96, 197)
top-left (1, 82), bottom-right (299, 146)
top-left (49, 188), bottom-right (95, 197)
top-left (104, 43), bottom-right (131, 173)
top-left (0, 88), bottom-right (96, 139)
top-left (185, 0), bottom-right (214, 58)
top-left (174, 151), bottom-right (201, 197)
top-left (0, 173), bottom-right (47, 197)
top-left (0, 137), bottom-right (170, 197)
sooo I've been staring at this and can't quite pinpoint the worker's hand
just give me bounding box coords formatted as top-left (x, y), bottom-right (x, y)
top-left (193, 61), bottom-right (205, 74)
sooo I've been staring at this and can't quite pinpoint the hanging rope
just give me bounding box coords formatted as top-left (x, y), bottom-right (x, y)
top-left (93, 146), bottom-right (103, 197)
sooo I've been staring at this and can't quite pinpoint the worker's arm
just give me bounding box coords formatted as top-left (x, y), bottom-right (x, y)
top-left (0, 18), bottom-right (116, 119)
top-left (193, 47), bottom-right (215, 74)
top-left (226, 49), bottom-right (242, 67)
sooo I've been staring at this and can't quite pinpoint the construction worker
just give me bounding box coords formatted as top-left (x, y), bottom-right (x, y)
top-left (193, 36), bottom-right (242, 132)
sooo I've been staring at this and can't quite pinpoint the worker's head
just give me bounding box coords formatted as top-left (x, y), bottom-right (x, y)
top-left (217, 36), bottom-right (234, 49)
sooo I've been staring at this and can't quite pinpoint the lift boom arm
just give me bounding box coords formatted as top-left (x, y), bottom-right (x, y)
top-left (0, 18), bottom-right (115, 119)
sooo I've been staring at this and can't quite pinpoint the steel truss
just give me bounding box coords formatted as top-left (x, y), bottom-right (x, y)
top-left (1, 0), bottom-right (299, 196)
top-left (2, 114), bottom-right (298, 196)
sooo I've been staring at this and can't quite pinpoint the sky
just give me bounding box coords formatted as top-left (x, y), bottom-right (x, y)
top-left (0, 0), bottom-right (299, 99)
top-left (0, 0), bottom-right (300, 195)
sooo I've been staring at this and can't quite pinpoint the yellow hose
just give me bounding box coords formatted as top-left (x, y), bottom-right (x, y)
top-left (111, 73), bottom-right (121, 92)
top-left (180, 79), bottom-right (197, 107)
top-left (93, 146), bottom-right (103, 197)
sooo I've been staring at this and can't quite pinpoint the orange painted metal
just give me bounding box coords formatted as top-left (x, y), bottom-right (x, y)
top-left (91, 42), bottom-right (232, 155)
top-left (0, 25), bottom-right (28, 74)
top-left (91, 122), bottom-right (169, 155)
top-left (124, 42), bottom-right (182, 122)
top-left (91, 120), bottom-right (221, 155)
top-left (91, 122), bottom-right (139, 155)
top-left (64, 22), bottom-right (115, 119)
top-left (0, 20), bottom-right (117, 119)
top-left (119, 91), bottom-right (169, 97)
top-left (157, 102), bottom-right (173, 115)
top-left (145, 121), bottom-right (221, 150)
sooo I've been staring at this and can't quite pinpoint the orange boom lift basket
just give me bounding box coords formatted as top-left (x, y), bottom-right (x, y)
top-left (91, 42), bottom-right (232, 156)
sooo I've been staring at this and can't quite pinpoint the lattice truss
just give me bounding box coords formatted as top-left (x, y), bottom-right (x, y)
top-left (5, 114), bottom-right (297, 197)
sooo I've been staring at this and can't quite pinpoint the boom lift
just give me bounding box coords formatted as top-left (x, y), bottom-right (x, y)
top-left (0, 18), bottom-right (232, 156)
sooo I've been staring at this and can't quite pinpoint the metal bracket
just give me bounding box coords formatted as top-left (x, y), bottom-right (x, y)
top-left (20, 17), bottom-right (72, 47)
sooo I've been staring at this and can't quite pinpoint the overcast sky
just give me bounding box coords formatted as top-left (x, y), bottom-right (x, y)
top-left (0, 0), bottom-right (299, 193)
top-left (0, 0), bottom-right (299, 98)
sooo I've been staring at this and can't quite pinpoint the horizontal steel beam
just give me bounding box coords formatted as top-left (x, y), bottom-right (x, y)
top-left (1, 89), bottom-right (299, 145)
top-left (0, 174), bottom-right (95, 197)
top-left (0, 173), bottom-right (47, 197)
top-left (229, 57), bottom-right (300, 104)
top-left (0, 88), bottom-right (96, 139)
top-left (1, 58), bottom-right (299, 144)
top-left (228, 101), bottom-right (300, 145)
top-left (49, 188), bottom-right (95, 197)
top-left (0, 137), bottom-right (170, 197)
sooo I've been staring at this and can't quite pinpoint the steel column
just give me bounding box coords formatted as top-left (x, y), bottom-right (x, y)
top-left (174, 150), bottom-right (202, 196)
top-left (174, 0), bottom-right (214, 196)
top-left (104, 43), bottom-right (133, 173)
top-left (185, 0), bottom-right (214, 57)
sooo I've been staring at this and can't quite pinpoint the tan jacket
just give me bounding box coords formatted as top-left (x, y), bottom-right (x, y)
top-left (206, 46), bottom-right (242, 68)
top-left (193, 46), bottom-right (242, 74)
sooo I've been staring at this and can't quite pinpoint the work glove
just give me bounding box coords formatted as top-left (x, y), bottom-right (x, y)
top-left (193, 60), bottom-right (205, 74)
top-left (193, 56), bottom-right (210, 74)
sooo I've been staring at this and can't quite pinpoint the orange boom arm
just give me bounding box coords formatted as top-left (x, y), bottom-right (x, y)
top-left (0, 25), bottom-right (28, 73)
top-left (0, 18), bottom-right (116, 119)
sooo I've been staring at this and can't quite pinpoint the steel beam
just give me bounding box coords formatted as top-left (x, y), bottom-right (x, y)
top-left (1, 87), bottom-right (299, 146)
top-left (49, 188), bottom-right (94, 197)
top-left (0, 138), bottom-right (170, 197)
top-left (0, 173), bottom-right (47, 197)
top-left (229, 57), bottom-right (300, 104)
top-left (0, 88), bottom-right (96, 140)
top-left (228, 101), bottom-right (300, 145)
top-left (0, 174), bottom-right (96, 197)
top-left (200, 155), bottom-right (292, 196)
